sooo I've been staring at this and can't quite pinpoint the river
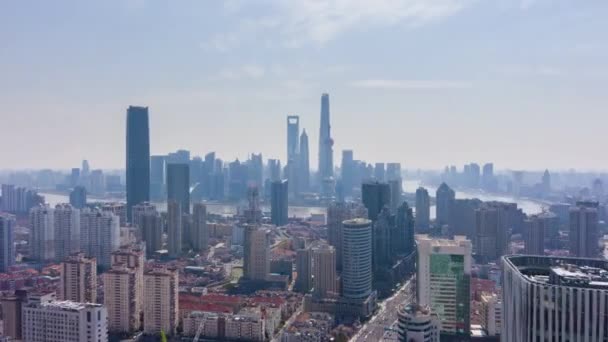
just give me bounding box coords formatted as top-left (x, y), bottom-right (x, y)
top-left (41, 180), bottom-right (545, 219)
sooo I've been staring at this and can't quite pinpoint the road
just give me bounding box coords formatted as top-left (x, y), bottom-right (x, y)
top-left (350, 277), bottom-right (415, 342)
top-left (271, 307), bottom-right (302, 342)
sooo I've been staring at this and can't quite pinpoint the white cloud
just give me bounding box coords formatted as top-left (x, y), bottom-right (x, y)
top-left (201, 32), bottom-right (240, 52)
top-left (349, 79), bottom-right (472, 89)
top-left (220, 0), bottom-right (475, 47)
top-left (212, 65), bottom-right (266, 81)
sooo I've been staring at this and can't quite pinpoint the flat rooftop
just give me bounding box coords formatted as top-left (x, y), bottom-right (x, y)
top-left (504, 255), bottom-right (608, 289)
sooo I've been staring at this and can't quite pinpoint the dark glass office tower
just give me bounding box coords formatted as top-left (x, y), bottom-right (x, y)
top-left (271, 180), bottom-right (288, 226)
top-left (126, 106), bottom-right (150, 220)
top-left (361, 181), bottom-right (391, 221)
top-left (167, 163), bottom-right (190, 214)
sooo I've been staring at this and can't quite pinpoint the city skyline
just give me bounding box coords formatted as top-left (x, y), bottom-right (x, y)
top-left (2, 1), bottom-right (608, 170)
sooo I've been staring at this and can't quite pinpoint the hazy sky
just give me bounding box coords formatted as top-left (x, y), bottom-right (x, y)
top-left (1, 0), bottom-right (607, 171)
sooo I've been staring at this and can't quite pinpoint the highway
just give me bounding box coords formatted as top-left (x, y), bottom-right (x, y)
top-left (351, 277), bottom-right (415, 342)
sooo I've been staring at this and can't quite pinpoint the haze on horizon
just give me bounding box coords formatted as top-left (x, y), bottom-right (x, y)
top-left (1, 0), bottom-right (607, 171)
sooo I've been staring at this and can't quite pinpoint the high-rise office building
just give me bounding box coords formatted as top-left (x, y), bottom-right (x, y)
top-left (271, 180), bottom-right (288, 226)
top-left (140, 209), bottom-right (163, 257)
top-left (474, 206), bottom-right (501, 263)
top-left (80, 208), bottom-right (120, 268)
top-left (0, 214), bottom-right (15, 272)
top-left (30, 205), bottom-right (55, 262)
top-left (450, 198), bottom-right (483, 238)
top-left (243, 225), bottom-right (270, 281)
top-left (69, 185), bottom-right (87, 209)
top-left (361, 181), bottom-right (390, 221)
top-left (287, 115), bottom-right (300, 162)
top-left (70, 168), bottom-right (81, 188)
top-left (374, 163), bottom-right (386, 182)
top-left (502, 255), bottom-right (608, 341)
top-left (340, 150), bottom-right (354, 198)
top-left (126, 106), bottom-right (150, 221)
top-left (373, 207), bottom-right (393, 273)
top-left (167, 163), bottom-right (190, 214)
top-left (569, 201), bottom-right (599, 258)
top-left (318, 93), bottom-right (334, 180)
top-left (397, 304), bottom-right (440, 342)
top-left (105, 245), bottom-right (144, 334)
top-left (143, 267), bottom-right (179, 336)
top-left (191, 203), bottom-right (208, 251)
top-left (327, 202), bottom-right (367, 271)
top-left (244, 186), bottom-right (262, 225)
top-left (541, 169), bottom-right (551, 194)
top-left (299, 129), bottom-right (310, 192)
top-left (435, 183), bottom-right (455, 227)
top-left (416, 235), bottom-right (472, 336)
top-left (295, 247), bottom-right (313, 293)
top-left (131, 202), bottom-right (157, 229)
top-left (388, 179), bottom-right (402, 213)
top-left (342, 219), bottom-right (373, 301)
top-left (54, 204), bottom-right (81, 261)
top-left (167, 200), bottom-right (182, 258)
top-left (22, 295), bottom-right (108, 342)
top-left (312, 244), bottom-right (338, 297)
top-left (59, 252), bottom-right (97, 303)
top-left (415, 187), bottom-right (430, 231)
top-left (150, 155), bottom-right (166, 201)
top-left (524, 215), bottom-right (545, 255)
top-left (394, 202), bottom-right (415, 255)
top-left (89, 169), bottom-right (105, 196)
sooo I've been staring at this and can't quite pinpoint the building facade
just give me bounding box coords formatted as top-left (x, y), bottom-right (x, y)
top-left (126, 105), bottom-right (150, 221)
top-left (502, 255), bottom-right (608, 341)
top-left (416, 234), bottom-right (472, 336)
top-left (143, 267), bottom-right (179, 336)
top-left (342, 219), bottom-right (373, 300)
top-left (0, 214), bottom-right (15, 272)
top-left (397, 304), bottom-right (440, 342)
top-left (59, 252), bottom-right (97, 303)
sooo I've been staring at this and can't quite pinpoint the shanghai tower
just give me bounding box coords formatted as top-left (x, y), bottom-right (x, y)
top-left (126, 106), bottom-right (150, 220)
top-left (318, 93), bottom-right (334, 179)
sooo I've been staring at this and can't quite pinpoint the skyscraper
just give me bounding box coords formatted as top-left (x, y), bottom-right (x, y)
top-left (388, 179), bottom-right (402, 213)
top-left (54, 204), bottom-right (81, 261)
top-left (415, 187), bottom-right (430, 231)
top-left (312, 244), bottom-right (338, 298)
top-left (243, 225), bottom-right (270, 281)
top-left (474, 206), bottom-right (500, 263)
top-left (295, 247), bottom-right (313, 293)
top-left (569, 201), bottom-right (599, 258)
top-left (0, 214), bottom-right (15, 272)
top-left (30, 205), bottom-right (55, 262)
top-left (416, 235), bottom-right (472, 336)
top-left (80, 208), bottom-right (120, 268)
top-left (105, 245), bottom-right (144, 334)
top-left (502, 255), bottom-right (608, 342)
top-left (143, 267), bottom-right (179, 336)
top-left (126, 106), bottom-right (150, 221)
top-left (69, 185), bottom-right (87, 209)
top-left (342, 219), bottom-right (373, 301)
top-left (287, 115), bottom-right (300, 162)
top-left (167, 163), bottom-right (190, 214)
top-left (394, 202), bottom-right (415, 255)
top-left (318, 93), bottom-right (334, 180)
top-left (326, 202), bottom-right (367, 271)
top-left (58, 252), bottom-right (97, 303)
top-left (374, 163), bottom-right (386, 182)
top-left (140, 209), bottom-right (163, 258)
top-left (524, 215), bottom-right (545, 255)
top-left (150, 155), bottom-right (166, 201)
top-left (435, 183), bottom-right (455, 227)
top-left (271, 180), bottom-right (288, 226)
top-left (340, 150), bottom-right (354, 198)
top-left (299, 129), bottom-right (310, 192)
top-left (191, 203), bottom-right (208, 252)
top-left (167, 200), bottom-right (182, 258)
top-left (361, 181), bottom-right (391, 221)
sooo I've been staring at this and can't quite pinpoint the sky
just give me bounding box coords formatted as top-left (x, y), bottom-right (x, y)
top-left (1, 0), bottom-right (608, 171)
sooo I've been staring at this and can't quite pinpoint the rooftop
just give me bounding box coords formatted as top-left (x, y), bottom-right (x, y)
top-left (505, 255), bottom-right (608, 289)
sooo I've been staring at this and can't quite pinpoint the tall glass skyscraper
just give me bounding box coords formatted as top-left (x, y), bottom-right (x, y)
top-left (286, 115), bottom-right (300, 162)
top-left (270, 180), bottom-right (288, 226)
top-left (318, 93), bottom-right (333, 180)
top-left (126, 106), bottom-right (150, 220)
top-left (167, 163), bottom-right (190, 214)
